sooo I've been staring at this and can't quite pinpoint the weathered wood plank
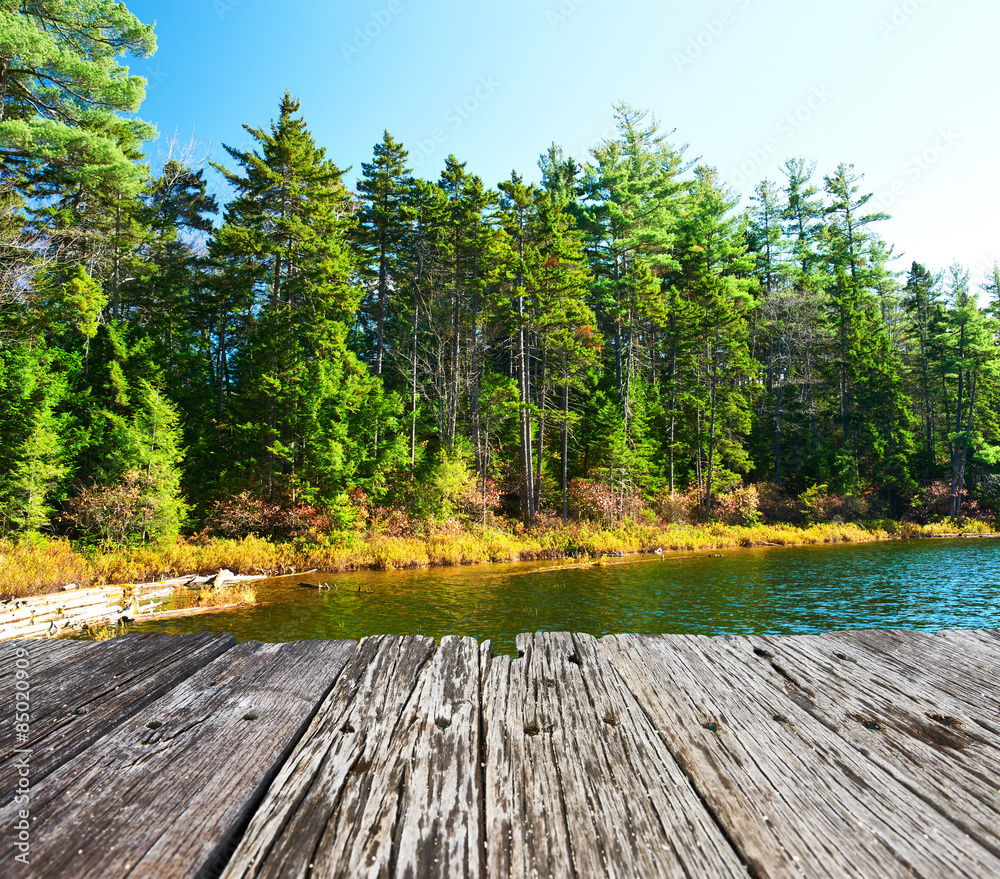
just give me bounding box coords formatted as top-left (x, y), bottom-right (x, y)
top-left (752, 631), bottom-right (1000, 749)
top-left (0, 631), bottom-right (236, 790)
top-left (824, 630), bottom-right (1000, 729)
top-left (0, 639), bottom-right (355, 878)
top-left (601, 633), bottom-right (1000, 878)
top-left (482, 632), bottom-right (749, 879)
top-left (0, 637), bottom-right (93, 672)
top-left (728, 633), bottom-right (1000, 859)
top-left (220, 634), bottom-right (483, 879)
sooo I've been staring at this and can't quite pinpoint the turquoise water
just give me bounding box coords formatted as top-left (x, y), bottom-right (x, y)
top-left (129, 538), bottom-right (1000, 655)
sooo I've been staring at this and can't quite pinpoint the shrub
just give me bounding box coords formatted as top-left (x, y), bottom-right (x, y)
top-left (755, 483), bottom-right (803, 524)
top-left (65, 472), bottom-right (158, 548)
top-left (713, 484), bottom-right (761, 526)
top-left (798, 483), bottom-right (829, 524)
top-left (568, 478), bottom-right (642, 524)
top-left (205, 492), bottom-right (333, 540)
top-left (650, 487), bottom-right (699, 525)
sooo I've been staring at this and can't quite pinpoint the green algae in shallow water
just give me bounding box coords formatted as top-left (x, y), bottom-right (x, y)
top-left (126, 538), bottom-right (1000, 656)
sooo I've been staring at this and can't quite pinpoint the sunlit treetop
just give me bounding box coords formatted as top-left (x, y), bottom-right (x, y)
top-left (0, 0), bottom-right (157, 190)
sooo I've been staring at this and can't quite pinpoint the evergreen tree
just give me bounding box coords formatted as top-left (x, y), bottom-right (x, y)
top-left (821, 162), bottom-right (894, 488)
top-left (781, 158), bottom-right (825, 293)
top-left (531, 191), bottom-right (600, 521)
top-left (353, 131), bottom-right (413, 380)
top-left (935, 264), bottom-right (1000, 517)
top-left (0, 0), bottom-right (157, 188)
top-left (579, 103), bottom-right (684, 419)
top-left (670, 166), bottom-right (757, 517)
top-left (902, 262), bottom-right (944, 482)
top-left (0, 344), bottom-right (68, 533)
top-left (210, 93), bottom-right (365, 506)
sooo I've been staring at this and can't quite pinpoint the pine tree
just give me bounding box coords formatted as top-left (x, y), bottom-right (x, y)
top-left (131, 380), bottom-right (187, 541)
top-left (353, 131), bottom-right (414, 380)
top-left (781, 158), bottom-right (825, 293)
top-left (670, 166), bottom-right (757, 517)
top-left (902, 262), bottom-right (944, 482)
top-left (821, 162), bottom-right (892, 488)
top-left (579, 103), bottom-right (684, 418)
top-left (209, 93), bottom-right (365, 507)
top-left (0, 344), bottom-right (69, 533)
top-left (935, 264), bottom-right (1000, 517)
top-left (531, 191), bottom-right (600, 521)
top-left (0, 0), bottom-right (157, 189)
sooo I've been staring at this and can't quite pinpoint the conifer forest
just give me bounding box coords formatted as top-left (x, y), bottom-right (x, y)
top-left (2, 1), bottom-right (999, 548)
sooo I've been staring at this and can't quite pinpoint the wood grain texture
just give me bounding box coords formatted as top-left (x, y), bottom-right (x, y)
top-left (733, 632), bottom-right (1000, 860)
top-left (0, 637), bottom-right (93, 671)
top-left (823, 630), bottom-right (1000, 732)
top-left (220, 634), bottom-right (484, 879)
top-left (2, 629), bottom-right (997, 878)
top-left (0, 639), bottom-right (355, 879)
top-left (481, 631), bottom-right (749, 879)
top-left (600, 632), bottom-right (1000, 879)
top-left (0, 632), bottom-right (236, 790)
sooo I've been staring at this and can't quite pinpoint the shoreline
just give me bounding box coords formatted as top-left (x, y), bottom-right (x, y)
top-left (3, 523), bottom-right (996, 639)
top-left (3, 518), bottom-right (997, 604)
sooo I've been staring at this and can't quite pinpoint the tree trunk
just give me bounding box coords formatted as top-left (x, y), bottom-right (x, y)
top-left (705, 327), bottom-right (719, 520)
top-left (561, 379), bottom-right (569, 523)
top-left (518, 319), bottom-right (535, 524)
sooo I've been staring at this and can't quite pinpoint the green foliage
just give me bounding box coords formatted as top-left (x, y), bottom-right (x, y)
top-left (413, 446), bottom-right (476, 520)
top-left (38, 266), bottom-right (106, 338)
top-left (210, 93), bottom-right (364, 506)
top-left (0, 0), bottom-right (157, 189)
top-left (798, 483), bottom-right (828, 524)
top-left (2, 61), bottom-right (998, 539)
top-left (0, 345), bottom-right (69, 533)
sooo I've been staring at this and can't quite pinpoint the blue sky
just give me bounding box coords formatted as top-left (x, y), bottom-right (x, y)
top-left (128, 0), bottom-right (999, 287)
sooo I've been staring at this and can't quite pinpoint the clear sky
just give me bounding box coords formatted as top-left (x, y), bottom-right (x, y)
top-left (127, 0), bottom-right (999, 286)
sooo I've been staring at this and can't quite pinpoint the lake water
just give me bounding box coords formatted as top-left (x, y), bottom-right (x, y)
top-left (128, 537), bottom-right (1000, 655)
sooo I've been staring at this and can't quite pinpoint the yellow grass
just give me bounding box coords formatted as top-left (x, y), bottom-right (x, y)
top-left (1, 515), bottom-right (995, 601)
top-left (92, 622), bottom-right (130, 641)
top-left (199, 583), bottom-right (257, 607)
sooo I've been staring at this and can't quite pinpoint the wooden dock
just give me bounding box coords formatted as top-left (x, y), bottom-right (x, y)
top-left (2, 629), bottom-right (999, 878)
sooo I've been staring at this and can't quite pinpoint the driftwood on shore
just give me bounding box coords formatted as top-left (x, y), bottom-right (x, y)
top-left (0, 567), bottom-right (269, 640)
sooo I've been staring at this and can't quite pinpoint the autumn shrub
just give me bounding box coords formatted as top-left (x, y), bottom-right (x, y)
top-left (366, 506), bottom-right (416, 538)
top-left (713, 484), bottom-right (762, 526)
top-left (205, 492), bottom-right (333, 541)
top-left (65, 473), bottom-right (158, 548)
top-left (756, 483), bottom-right (805, 525)
top-left (650, 487), bottom-right (699, 525)
top-left (567, 478), bottom-right (643, 525)
top-left (906, 480), bottom-right (993, 524)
